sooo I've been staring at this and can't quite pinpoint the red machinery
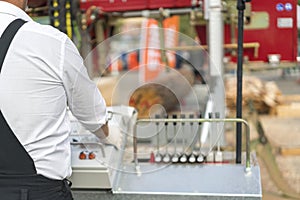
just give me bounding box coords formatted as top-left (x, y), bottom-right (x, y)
top-left (196, 0), bottom-right (298, 63)
top-left (79, 0), bottom-right (298, 69)
top-left (27, 0), bottom-right (298, 68)
top-left (243, 0), bottom-right (297, 62)
top-left (79, 0), bottom-right (200, 11)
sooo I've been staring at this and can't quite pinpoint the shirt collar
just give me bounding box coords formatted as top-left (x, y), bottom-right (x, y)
top-left (0, 1), bottom-right (32, 22)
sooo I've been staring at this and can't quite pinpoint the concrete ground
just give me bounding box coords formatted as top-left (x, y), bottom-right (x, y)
top-left (246, 69), bottom-right (300, 200)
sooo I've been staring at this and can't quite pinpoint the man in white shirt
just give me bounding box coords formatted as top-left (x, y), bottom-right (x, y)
top-left (0, 0), bottom-right (120, 199)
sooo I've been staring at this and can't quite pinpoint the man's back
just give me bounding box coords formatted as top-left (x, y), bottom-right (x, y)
top-left (0, 1), bottom-right (107, 180)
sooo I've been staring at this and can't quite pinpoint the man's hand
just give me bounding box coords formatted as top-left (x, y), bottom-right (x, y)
top-left (103, 123), bottom-right (123, 149)
top-left (100, 122), bottom-right (109, 137)
top-left (93, 107), bottom-right (137, 149)
top-left (93, 122), bottom-right (123, 149)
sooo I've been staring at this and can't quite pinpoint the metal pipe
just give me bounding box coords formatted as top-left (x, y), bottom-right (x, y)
top-left (208, 0), bottom-right (225, 152)
top-left (162, 114), bottom-right (171, 163)
top-left (133, 118), bottom-right (251, 171)
top-left (236, 0), bottom-right (246, 164)
top-left (133, 124), bottom-right (138, 167)
top-left (165, 42), bottom-right (259, 58)
top-left (172, 114), bottom-right (179, 163)
top-left (215, 112), bottom-right (221, 152)
top-left (208, 0), bottom-right (224, 77)
top-left (107, 8), bottom-right (202, 18)
top-left (155, 114), bottom-right (162, 162)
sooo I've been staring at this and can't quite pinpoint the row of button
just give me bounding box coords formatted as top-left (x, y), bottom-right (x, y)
top-left (79, 151), bottom-right (96, 160)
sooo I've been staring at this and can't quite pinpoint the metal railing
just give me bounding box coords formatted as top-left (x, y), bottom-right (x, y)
top-left (133, 118), bottom-right (251, 171)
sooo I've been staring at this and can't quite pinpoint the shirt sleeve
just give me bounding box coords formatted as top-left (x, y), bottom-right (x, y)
top-left (62, 36), bottom-right (107, 132)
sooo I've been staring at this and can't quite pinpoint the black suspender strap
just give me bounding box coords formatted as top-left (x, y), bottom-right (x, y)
top-left (0, 19), bottom-right (26, 72)
top-left (0, 19), bottom-right (37, 175)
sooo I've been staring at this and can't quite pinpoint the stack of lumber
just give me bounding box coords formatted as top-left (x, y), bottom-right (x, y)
top-left (271, 95), bottom-right (300, 117)
top-left (225, 76), bottom-right (282, 114)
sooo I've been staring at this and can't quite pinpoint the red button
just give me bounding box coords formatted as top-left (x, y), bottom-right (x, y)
top-left (79, 151), bottom-right (87, 160)
top-left (88, 152), bottom-right (96, 160)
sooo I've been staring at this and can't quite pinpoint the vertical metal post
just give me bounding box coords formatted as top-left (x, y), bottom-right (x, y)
top-left (209, 0), bottom-right (224, 77)
top-left (208, 0), bottom-right (225, 146)
top-left (236, 0), bottom-right (247, 164)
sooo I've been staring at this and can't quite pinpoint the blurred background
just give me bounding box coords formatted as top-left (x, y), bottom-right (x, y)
top-left (26, 1), bottom-right (300, 199)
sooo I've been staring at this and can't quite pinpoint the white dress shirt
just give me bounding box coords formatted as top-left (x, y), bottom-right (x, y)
top-left (0, 2), bottom-right (107, 180)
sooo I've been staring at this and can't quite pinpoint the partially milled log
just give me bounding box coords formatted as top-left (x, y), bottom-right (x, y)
top-left (129, 67), bottom-right (195, 118)
top-left (225, 76), bottom-right (282, 114)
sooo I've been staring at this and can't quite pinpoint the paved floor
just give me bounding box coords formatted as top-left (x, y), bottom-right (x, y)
top-left (246, 69), bottom-right (300, 200)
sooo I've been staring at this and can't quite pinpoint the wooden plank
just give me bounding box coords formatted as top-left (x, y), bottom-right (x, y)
top-left (276, 103), bottom-right (300, 118)
top-left (280, 147), bottom-right (300, 156)
top-left (225, 61), bottom-right (297, 72)
top-left (278, 94), bottom-right (300, 103)
top-left (272, 95), bottom-right (300, 116)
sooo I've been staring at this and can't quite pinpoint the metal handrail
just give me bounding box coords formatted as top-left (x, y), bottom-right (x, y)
top-left (133, 118), bottom-right (251, 171)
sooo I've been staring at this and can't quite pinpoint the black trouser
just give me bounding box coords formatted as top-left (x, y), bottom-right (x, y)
top-left (0, 174), bottom-right (73, 200)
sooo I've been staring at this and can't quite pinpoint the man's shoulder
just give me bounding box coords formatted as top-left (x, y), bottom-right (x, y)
top-left (23, 21), bottom-right (67, 42)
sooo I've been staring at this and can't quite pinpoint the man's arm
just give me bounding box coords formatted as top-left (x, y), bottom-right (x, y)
top-left (61, 36), bottom-right (122, 148)
top-left (93, 123), bottom-right (109, 139)
top-left (62, 36), bottom-right (107, 133)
